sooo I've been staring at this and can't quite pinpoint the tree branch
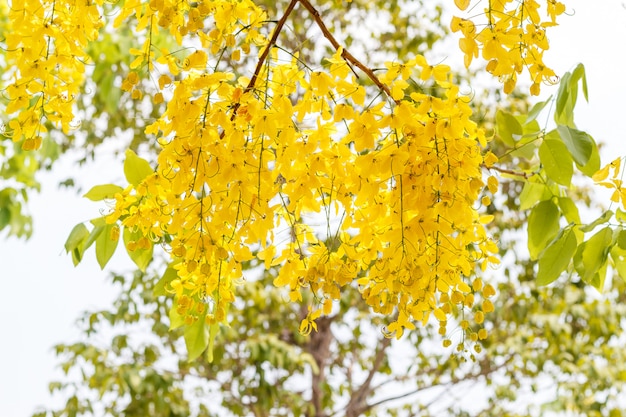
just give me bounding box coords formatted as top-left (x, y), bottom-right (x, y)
top-left (483, 163), bottom-right (535, 179)
top-left (296, 0), bottom-right (395, 102)
top-left (246, 1), bottom-right (299, 94)
top-left (305, 315), bottom-right (335, 417)
top-left (362, 354), bottom-right (516, 413)
top-left (344, 335), bottom-right (392, 417)
top-left (226, 0), bottom-right (299, 128)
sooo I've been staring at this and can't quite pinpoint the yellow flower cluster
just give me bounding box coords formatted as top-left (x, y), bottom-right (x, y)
top-left (594, 158), bottom-right (626, 209)
top-left (107, 32), bottom-right (499, 337)
top-left (452, 0), bottom-right (566, 95)
top-left (7, 0), bottom-right (502, 340)
top-left (115, 0), bottom-right (266, 83)
top-left (5, 0), bottom-right (104, 147)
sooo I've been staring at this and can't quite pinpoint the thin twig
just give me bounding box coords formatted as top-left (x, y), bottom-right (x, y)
top-left (364, 354), bottom-right (515, 412)
top-left (483, 163), bottom-right (534, 179)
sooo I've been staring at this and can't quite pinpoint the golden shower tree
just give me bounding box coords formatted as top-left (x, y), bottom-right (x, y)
top-left (3, 0), bottom-right (625, 364)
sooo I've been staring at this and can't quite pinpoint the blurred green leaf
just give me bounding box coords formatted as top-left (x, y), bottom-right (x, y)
top-left (122, 227), bottom-right (153, 272)
top-left (83, 184), bottom-right (124, 201)
top-left (184, 314), bottom-right (209, 361)
top-left (124, 149), bottom-right (153, 186)
top-left (496, 109), bottom-right (524, 146)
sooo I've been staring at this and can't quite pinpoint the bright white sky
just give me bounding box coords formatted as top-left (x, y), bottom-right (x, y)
top-left (1, 1), bottom-right (626, 416)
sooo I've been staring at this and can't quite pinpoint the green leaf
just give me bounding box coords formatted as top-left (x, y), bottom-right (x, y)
top-left (576, 135), bottom-right (600, 177)
top-left (527, 96), bottom-right (551, 123)
top-left (184, 313), bottom-right (209, 361)
top-left (579, 210), bottom-right (613, 233)
top-left (528, 200), bottom-right (560, 260)
top-left (539, 139), bottom-right (573, 186)
top-left (536, 228), bottom-right (577, 286)
top-left (122, 227), bottom-right (153, 272)
top-left (556, 125), bottom-right (593, 167)
top-left (519, 182), bottom-right (552, 211)
top-left (496, 109), bottom-right (524, 146)
top-left (557, 197), bottom-right (581, 225)
top-left (574, 227), bottom-right (613, 291)
top-left (508, 140), bottom-right (538, 160)
top-left (571, 63), bottom-right (588, 102)
top-left (154, 265), bottom-right (178, 297)
top-left (616, 208), bottom-right (626, 223)
top-left (207, 322), bottom-right (219, 363)
top-left (124, 149), bottom-right (153, 186)
top-left (65, 223), bottom-right (89, 253)
top-left (555, 72), bottom-right (573, 127)
top-left (169, 304), bottom-right (185, 330)
top-left (65, 223), bottom-right (90, 265)
top-left (83, 184), bottom-right (124, 201)
top-left (90, 216), bottom-right (107, 227)
top-left (554, 64), bottom-right (588, 127)
top-left (96, 224), bottom-right (119, 269)
top-left (83, 225), bottom-right (104, 252)
top-left (616, 229), bottom-right (626, 250)
top-left (522, 119), bottom-right (541, 136)
top-left (610, 246), bottom-right (626, 283)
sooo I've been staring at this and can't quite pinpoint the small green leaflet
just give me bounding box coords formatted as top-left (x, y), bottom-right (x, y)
top-left (96, 224), bottom-right (119, 269)
top-left (496, 109), bottom-right (524, 146)
top-left (519, 182), bottom-right (552, 211)
top-left (154, 265), bottom-right (178, 297)
top-left (536, 228), bottom-right (578, 286)
top-left (184, 313), bottom-right (209, 361)
top-left (556, 125), bottom-right (593, 167)
top-left (557, 197), bottom-right (581, 225)
top-left (555, 64), bottom-right (587, 127)
top-left (579, 210), bottom-right (613, 233)
top-left (83, 184), bottom-right (124, 201)
top-left (124, 149), bottom-right (153, 186)
top-left (617, 229), bottom-right (626, 250)
top-left (207, 323), bottom-right (219, 363)
top-left (526, 96), bottom-right (551, 123)
top-left (539, 139), bottom-right (573, 186)
top-left (122, 226), bottom-right (153, 272)
top-left (574, 227), bottom-right (613, 292)
top-left (65, 223), bottom-right (89, 266)
top-left (527, 200), bottom-right (560, 260)
top-left (610, 246), bottom-right (626, 283)
top-left (169, 304), bottom-right (185, 330)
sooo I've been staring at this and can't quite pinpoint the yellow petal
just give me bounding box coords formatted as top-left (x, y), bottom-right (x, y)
top-left (454, 0), bottom-right (471, 11)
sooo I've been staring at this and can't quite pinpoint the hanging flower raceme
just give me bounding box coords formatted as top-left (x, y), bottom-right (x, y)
top-left (14, 0), bottom-right (503, 353)
top-left (451, 0), bottom-right (566, 95)
top-left (5, 0), bottom-right (104, 147)
top-left (106, 22), bottom-right (499, 343)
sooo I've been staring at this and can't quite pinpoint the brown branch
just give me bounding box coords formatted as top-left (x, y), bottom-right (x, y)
top-left (245, 1), bottom-right (299, 94)
top-left (226, 0), bottom-right (397, 137)
top-left (305, 315), bottom-right (335, 417)
top-left (296, 0), bottom-right (396, 102)
top-left (482, 163), bottom-right (535, 179)
top-left (344, 335), bottom-right (392, 417)
top-left (225, 0), bottom-right (299, 130)
top-left (361, 354), bottom-right (516, 413)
